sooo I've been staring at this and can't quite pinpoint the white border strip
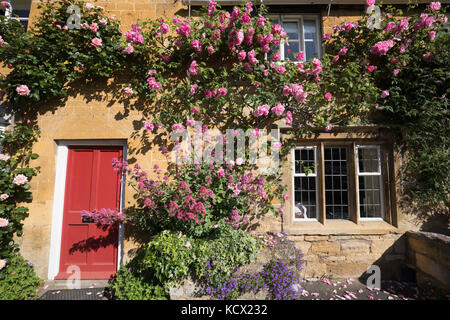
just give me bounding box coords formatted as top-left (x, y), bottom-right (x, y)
top-left (47, 140), bottom-right (127, 280)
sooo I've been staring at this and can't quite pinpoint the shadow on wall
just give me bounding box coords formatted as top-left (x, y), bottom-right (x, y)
top-left (419, 213), bottom-right (450, 236)
top-left (357, 233), bottom-right (414, 284)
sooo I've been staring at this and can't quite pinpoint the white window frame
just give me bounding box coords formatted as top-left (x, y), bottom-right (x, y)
top-left (356, 145), bottom-right (385, 221)
top-left (3, 1), bottom-right (30, 30)
top-left (268, 14), bottom-right (321, 63)
top-left (292, 146), bottom-right (319, 221)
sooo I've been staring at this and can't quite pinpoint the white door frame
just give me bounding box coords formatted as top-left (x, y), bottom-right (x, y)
top-left (47, 140), bottom-right (127, 280)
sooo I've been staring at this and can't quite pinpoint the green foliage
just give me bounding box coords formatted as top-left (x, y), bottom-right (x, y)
top-left (109, 266), bottom-right (168, 300)
top-left (0, 0), bottom-right (126, 112)
top-left (323, 4), bottom-right (449, 215)
top-left (192, 227), bottom-right (260, 283)
top-left (380, 34), bottom-right (450, 213)
top-left (0, 123), bottom-right (40, 258)
top-left (0, 252), bottom-right (42, 300)
top-left (139, 230), bottom-right (195, 285)
top-left (109, 227), bottom-right (260, 299)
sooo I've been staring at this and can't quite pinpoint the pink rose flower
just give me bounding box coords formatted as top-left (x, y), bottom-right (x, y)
top-left (144, 121), bottom-right (154, 131)
top-left (186, 119), bottom-right (195, 127)
top-left (172, 123), bottom-right (185, 131)
top-left (218, 87), bottom-right (227, 96)
top-left (99, 18), bottom-right (107, 25)
top-left (283, 85), bottom-right (292, 96)
top-left (84, 2), bottom-right (94, 10)
top-left (188, 60), bottom-right (199, 75)
top-left (13, 174), bottom-right (28, 185)
top-left (191, 39), bottom-right (202, 53)
top-left (393, 69), bottom-right (400, 76)
top-left (366, 65), bottom-right (375, 72)
top-left (428, 31), bottom-right (436, 40)
top-left (422, 52), bottom-right (433, 61)
top-left (237, 50), bottom-right (246, 61)
top-left (190, 84), bottom-right (198, 95)
top-left (272, 142), bottom-right (282, 151)
top-left (257, 16), bottom-right (266, 27)
top-left (90, 23), bottom-right (99, 33)
top-left (124, 43), bottom-right (134, 54)
top-left (91, 37), bottom-right (103, 47)
top-left (123, 87), bottom-right (133, 97)
top-left (322, 33), bottom-right (331, 40)
top-left (325, 124), bottom-right (333, 132)
top-left (271, 103), bottom-right (285, 116)
top-left (159, 23), bottom-right (170, 34)
top-left (371, 40), bottom-right (394, 55)
top-left (217, 167), bottom-right (225, 178)
top-left (338, 46), bottom-right (348, 56)
top-left (254, 104), bottom-right (269, 117)
top-left (380, 90), bottom-right (390, 98)
top-left (236, 157), bottom-right (244, 165)
top-left (212, 29), bottom-right (221, 40)
top-left (0, 218), bottom-right (8, 227)
top-left (241, 12), bottom-right (251, 24)
top-left (16, 85), bottom-right (30, 96)
top-left (0, 194), bottom-right (8, 201)
top-left (271, 51), bottom-right (281, 61)
top-left (430, 2), bottom-right (441, 11)
top-left (366, 0), bottom-right (375, 6)
top-left (325, 92), bottom-right (333, 101)
top-left (285, 111), bottom-right (293, 126)
top-left (176, 22), bottom-right (191, 37)
top-left (207, 45), bottom-right (215, 54)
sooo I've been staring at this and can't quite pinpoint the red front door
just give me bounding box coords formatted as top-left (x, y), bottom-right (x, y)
top-left (56, 146), bottom-right (122, 279)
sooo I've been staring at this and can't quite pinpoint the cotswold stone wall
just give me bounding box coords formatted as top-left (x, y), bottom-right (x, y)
top-left (406, 231), bottom-right (450, 294)
top-left (291, 233), bottom-right (406, 279)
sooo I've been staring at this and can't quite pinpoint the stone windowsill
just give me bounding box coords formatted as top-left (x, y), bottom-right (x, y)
top-left (284, 219), bottom-right (398, 235)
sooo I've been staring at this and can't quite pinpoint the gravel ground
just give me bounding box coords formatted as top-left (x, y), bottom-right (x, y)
top-left (37, 278), bottom-right (449, 300)
top-left (299, 278), bottom-right (449, 300)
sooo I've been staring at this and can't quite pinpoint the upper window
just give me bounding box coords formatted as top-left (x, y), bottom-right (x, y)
top-left (270, 15), bottom-right (321, 62)
top-left (2, 1), bottom-right (31, 31)
top-left (292, 143), bottom-right (386, 223)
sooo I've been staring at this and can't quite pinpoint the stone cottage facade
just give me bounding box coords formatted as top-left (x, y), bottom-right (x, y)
top-left (2, 0), bottom-right (442, 283)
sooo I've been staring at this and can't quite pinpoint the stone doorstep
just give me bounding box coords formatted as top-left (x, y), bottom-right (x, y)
top-left (37, 279), bottom-right (109, 297)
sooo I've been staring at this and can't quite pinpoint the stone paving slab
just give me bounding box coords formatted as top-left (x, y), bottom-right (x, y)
top-left (39, 287), bottom-right (108, 300)
top-left (299, 278), bottom-right (449, 300)
top-left (36, 278), bottom-right (448, 300)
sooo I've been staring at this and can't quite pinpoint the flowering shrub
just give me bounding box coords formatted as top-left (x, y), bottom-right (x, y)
top-left (0, 123), bottom-right (41, 299)
top-left (115, 155), bottom-right (286, 238)
top-left (0, 124), bottom-right (39, 259)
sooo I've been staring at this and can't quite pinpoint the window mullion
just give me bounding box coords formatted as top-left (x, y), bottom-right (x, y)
top-left (318, 142), bottom-right (326, 225)
top-left (350, 142), bottom-right (359, 224)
